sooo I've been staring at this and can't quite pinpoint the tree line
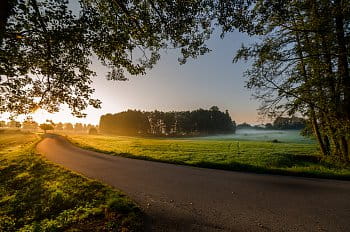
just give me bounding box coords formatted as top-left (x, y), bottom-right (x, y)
top-left (99, 106), bottom-right (236, 136)
top-left (237, 117), bottom-right (306, 130)
top-left (271, 117), bottom-right (306, 130)
top-left (0, 117), bottom-right (97, 133)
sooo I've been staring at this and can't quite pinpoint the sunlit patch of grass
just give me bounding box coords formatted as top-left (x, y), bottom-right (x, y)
top-left (65, 134), bottom-right (350, 179)
top-left (0, 133), bottom-right (143, 231)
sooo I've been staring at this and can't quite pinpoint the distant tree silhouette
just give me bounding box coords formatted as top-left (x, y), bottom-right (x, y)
top-left (100, 107), bottom-right (236, 136)
top-left (100, 110), bottom-right (150, 135)
top-left (63, 123), bottom-right (73, 131)
top-left (264, 123), bottom-right (273, 130)
top-left (236, 123), bottom-right (253, 130)
top-left (88, 127), bottom-right (98, 135)
top-left (236, 118), bottom-right (305, 130)
top-left (7, 120), bottom-right (21, 128)
top-left (273, 117), bottom-right (306, 130)
top-left (74, 123), bottom-right (84, 132)
top-left (39, 123), bottom-right (53, 133)
top-left (22, 117), bottom-right (38, 131)
top-left (55, 122), bottom-right (63, 130)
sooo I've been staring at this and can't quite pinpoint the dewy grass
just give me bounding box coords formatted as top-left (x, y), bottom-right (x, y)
top-left (0, 133), bottom-right (143, 231)
top-left (65, 133), bottom-right (350, 180)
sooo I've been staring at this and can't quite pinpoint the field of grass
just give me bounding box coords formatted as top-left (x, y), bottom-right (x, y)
top-left (192, 129), bottom-right (315, 144)
top-left (0, 132), bottom-right (142, 231)
top-left (65, 133), bottom-right (350, 180)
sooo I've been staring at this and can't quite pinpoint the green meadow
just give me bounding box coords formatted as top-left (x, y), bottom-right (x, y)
top-left (65, 131), bottom-right (350, 180)
top-left (0, 132), bottom-right (142, 231)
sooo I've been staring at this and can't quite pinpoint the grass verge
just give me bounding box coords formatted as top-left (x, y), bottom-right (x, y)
top-left (64, 134), bottom-right (350, 180)
top-left (0, 132), bottom-right (143, 231)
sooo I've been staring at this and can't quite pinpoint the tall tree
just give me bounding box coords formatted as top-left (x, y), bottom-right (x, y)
top-left (39, 123), bottom-right (54, 133)
top-left (0, 0), bottom-right (214, 117)
top-left (219, 0), bottom-right (350, 161)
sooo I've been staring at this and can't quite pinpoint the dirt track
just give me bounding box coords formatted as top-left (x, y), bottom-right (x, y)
top-left (36, 134), bottom-right (350, 231)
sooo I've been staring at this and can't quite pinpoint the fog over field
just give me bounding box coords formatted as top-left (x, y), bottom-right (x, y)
top-left (191, 129), bottom-right (315, 144)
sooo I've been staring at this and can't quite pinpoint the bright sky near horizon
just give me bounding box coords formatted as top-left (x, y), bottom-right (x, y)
top-left (1, 30), bottom-right (264, 125)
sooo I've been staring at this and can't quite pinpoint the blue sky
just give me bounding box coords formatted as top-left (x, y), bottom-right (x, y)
top-left (5, 28), bottom-right (263, 125)
top-left (89, 30), bottom-right (261, 124)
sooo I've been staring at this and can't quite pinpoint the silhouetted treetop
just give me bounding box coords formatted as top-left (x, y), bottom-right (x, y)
top-left (99, 107), bottom-right (236, 136)
top-left (273, 116), bottom-right (305, 130)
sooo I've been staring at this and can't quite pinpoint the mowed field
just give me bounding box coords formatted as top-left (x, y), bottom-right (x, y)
top-left (0, 132), bottom-right (142, 231)
top-left (65, 130), bottom-right (350, 179)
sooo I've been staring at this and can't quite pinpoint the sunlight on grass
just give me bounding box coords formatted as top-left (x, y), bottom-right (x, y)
top-left (65, 134), bottom-right (350, 179)
top-left (0, 132), bottom-right (142, 231)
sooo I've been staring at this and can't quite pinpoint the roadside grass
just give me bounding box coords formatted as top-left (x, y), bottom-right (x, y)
top-left (0, 132), bottom-right (143, 231)
top-left (64, 134), bottom-right (350, 180)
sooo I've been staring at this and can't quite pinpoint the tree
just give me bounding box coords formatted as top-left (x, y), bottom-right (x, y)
top-left (0, 120), bottom-right (5, 127)
top-left (100, 110), bottom-right (150, 135)
top-left (0, 0), bottom-right (214, 117)
top-left (210, 106), bottom-right (219, 112)
top-left (273, 116), bottom-right (305, 130)
top-left (63, 123), bottom-right (73, 131)
top-left (74, 123), bottom-right (83, 132)
top-left (39, 123), bottom-right (53, 133)
top-left (236, 123), bottom-right (252, 130)
top-left (224, 0), bottom-right (350, 161)
top-left (85, 123), bottom-right (94, 131)
top-left (22, 116), bottom-right (38, 130)
top-left (88, 127), bottom-right (98, 135)
top-left (265, 123), bottom-right (273, 130)
top-left (55, 122), bottom-right (63, 130)
top-left (99, 107), bottom-right (235, 136)
top-left (3, 1), bottom-right (349, 161)
top-left (7, 120), bottom-right (21, 128)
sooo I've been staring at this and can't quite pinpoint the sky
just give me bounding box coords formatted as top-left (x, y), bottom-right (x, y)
top-left (2, 29), bottom-right (264, 125)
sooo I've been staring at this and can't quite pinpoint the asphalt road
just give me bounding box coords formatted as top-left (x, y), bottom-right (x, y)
top-left (36, 134), bottom-right (350, 232)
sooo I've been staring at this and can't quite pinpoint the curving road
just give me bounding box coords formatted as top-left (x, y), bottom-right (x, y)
top-left (36, 134), bottom-right (350, 232)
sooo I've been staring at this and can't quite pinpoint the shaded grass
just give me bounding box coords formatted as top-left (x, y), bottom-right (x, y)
top-left (0, 133), bottom-right (143, 231)
top-left (65, 134), bottom-right (350, 180)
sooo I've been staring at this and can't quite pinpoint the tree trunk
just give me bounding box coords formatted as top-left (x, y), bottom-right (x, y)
top-left (340, 136), bottom-right (349, 163)
top-left (334, 0), bottom-right (350, 120)
top-left (320, 35), bottom-right (340, 115)
top-left (324, 135), bottom-right (331, 156)
top-left (326, 121), bottom-right (342, 157)
top-left (310, 108), bottom-right (328, 157)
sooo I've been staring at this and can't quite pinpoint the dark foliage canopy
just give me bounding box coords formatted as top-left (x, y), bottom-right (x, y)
top-left (272, 116), bottom-right (305, 130)
top-left (229, 0), bottom-right (350, 161)
top-left (99, 107), bottom-right (235, 136)
top-left (0, 0), bottom-right (214, 117)
top-left (39, 123), bottom-right (53, 132)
